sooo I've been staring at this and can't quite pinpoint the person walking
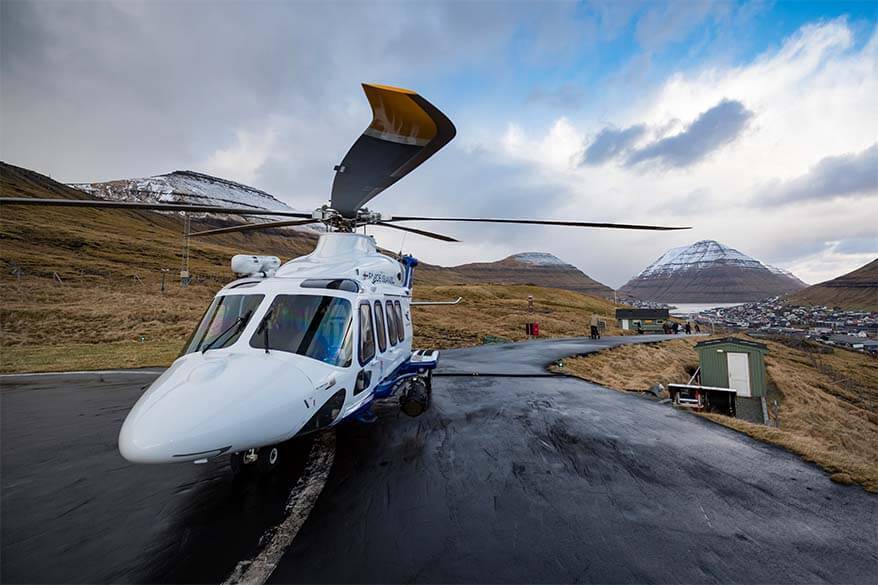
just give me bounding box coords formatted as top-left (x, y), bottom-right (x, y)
top-left (672, 322), bottom-right (680, 335)
top-left (685, 322), bottom-right (692, 335)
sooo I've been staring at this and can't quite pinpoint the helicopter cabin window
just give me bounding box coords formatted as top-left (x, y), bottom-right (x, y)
top-left (183, 294), bottom-right (264, 355)
top-left (249, 295), bottom-right (353, 367)
top-left (385, 300), bottom-right (398, 346)
top-left (359, 303), bottom-right (376, 365)
top-left (373, 301), bottom-right (387, 352)
top-left (394, 300), bottom-right (405, 341)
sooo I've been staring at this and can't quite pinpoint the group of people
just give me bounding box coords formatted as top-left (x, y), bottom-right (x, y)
top-left (662, 320), bottom-right (699, 335)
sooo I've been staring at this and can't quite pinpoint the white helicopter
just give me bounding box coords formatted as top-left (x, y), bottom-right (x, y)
top-left (1, 83), bottom-right (687, 473)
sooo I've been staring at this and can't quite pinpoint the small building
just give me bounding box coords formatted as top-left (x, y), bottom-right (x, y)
top-left (615, 308), bottom-right (669, 332)
top-left (694, 337), bottom-right (769, 423)
top-left (827, 334), bottom-right (878, 353)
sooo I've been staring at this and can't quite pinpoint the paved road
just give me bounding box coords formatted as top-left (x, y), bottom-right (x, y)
top-left (1, 336), bottom-right (876, 584)
top-left (437, 333), bottom-right (680, 375)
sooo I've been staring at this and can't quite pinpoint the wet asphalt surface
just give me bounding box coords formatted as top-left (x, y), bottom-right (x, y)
top-left (2, 335), bottom-right (876, 584)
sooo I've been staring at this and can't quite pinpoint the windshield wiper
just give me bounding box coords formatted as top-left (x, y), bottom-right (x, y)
top-left (257, 308), bottom-right (274, 354)
top-left (201, 311), bottom-right (251, 353)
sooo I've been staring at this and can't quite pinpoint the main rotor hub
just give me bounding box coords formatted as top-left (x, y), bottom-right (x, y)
top-left (311, 205), bottom-right (382, 232)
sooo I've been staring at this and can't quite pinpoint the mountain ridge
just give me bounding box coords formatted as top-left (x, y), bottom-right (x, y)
top-left (449, 252), bottom-right (614, 298)
top-left (788, 259), bottom-right (878, 311)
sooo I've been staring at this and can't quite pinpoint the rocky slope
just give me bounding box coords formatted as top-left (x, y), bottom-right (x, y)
top-left (450, 252), bottom-right (614, 298)
top-left (620, 240), bottom-right (806, 303)
top-left (788, 258), bottom-right (878, 310)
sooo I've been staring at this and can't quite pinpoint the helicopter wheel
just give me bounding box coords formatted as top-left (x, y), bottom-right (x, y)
top-left (257, 445), bottom-right (281, 473)
top-left (400, 375), bottom-right (431, 417)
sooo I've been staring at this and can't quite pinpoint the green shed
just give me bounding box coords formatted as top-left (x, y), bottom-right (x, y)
top-left (694, 337), bottom-right (768, 398)
top-left (695, 337), bottom-right (770, 424)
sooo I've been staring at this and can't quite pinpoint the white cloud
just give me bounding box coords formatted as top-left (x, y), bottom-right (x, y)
top-left (433, 18), bottom-right (878, 287)
top-left (203, 126), bottom-right (280, 185)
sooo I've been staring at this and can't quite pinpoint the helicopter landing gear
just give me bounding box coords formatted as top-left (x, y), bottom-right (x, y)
top-left (399, 371), bottom-right (432, 417)
top-left (257, 445), bottom-right (280, 473)
top-left (230, 445), bottom-right (280, 476)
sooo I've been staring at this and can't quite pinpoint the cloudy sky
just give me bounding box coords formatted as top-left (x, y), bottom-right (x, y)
top-left (2, 0), bottom-right (876, 287)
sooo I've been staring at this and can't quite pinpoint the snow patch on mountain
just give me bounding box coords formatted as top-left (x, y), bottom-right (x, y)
top-left (69, 170), bottom-right (317, 233)
top-left (70, 170), bottom-right (304, 213)
top-left (509, 252), bottom-right (570, 266)
top-left (622, 240), bottom-right (806, 302)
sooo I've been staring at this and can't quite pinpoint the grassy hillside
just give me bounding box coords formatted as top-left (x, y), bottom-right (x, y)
top-left (1, 163), bottom-right (622, 372)
top-left (560, 337), bottom-right (878, 492)
top-left (412, 284), bottom-right (619, 348)
top-left (788, 258), bottom-right (878, 311)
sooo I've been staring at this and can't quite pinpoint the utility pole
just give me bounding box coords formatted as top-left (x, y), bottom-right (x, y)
top-left (180, 214), bottom-right (191, 287)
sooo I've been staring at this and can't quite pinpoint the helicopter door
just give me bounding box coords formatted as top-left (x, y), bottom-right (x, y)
top-left (354, 302), bottom-right (378, 401)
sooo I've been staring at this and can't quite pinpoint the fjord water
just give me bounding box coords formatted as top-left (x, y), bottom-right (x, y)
top-left (669, 302), bottom-right (744, 316)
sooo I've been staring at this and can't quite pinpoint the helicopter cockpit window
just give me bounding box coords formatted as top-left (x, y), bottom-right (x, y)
top-left (182, 294), bottom-right (264, 355)
top-left (249, 295), bottom-right (353, 367)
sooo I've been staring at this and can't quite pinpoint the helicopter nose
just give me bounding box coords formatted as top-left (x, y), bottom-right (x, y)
top-left (118, 354), bottom-right (316, 463)
top-left (118, 402), bottom-right (228, 464)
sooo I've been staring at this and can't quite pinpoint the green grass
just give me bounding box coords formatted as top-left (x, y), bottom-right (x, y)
top-left (2, 340), bottom-right (182, 373)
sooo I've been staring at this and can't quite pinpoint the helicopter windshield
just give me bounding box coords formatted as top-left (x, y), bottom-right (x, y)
top-left (182, 294), bottom-right (264, 355)
top-left (250, 295), bottom-right (353, 367)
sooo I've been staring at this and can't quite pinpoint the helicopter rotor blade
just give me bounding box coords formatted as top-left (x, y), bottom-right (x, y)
top-left (330, 83), bottom-right (456, 219)
top-left (372, 221), bottom-right (460, 242)
top-left (189, 218), bottom-right (322, 237)
top-left (0, 197), bottom-right (313, 218)
top-left (385, 215), bottom-right (690, 231)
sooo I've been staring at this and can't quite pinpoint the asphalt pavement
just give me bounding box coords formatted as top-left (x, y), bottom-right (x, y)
top-left (2, 335), bottom-right (876, 584)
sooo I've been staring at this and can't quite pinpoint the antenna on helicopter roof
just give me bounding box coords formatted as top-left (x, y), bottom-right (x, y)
top-left (398, 232), bottom-right (408, 257)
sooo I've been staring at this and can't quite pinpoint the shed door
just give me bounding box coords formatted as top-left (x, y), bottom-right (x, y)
top-left (727, 352), bottom-right (751, 397)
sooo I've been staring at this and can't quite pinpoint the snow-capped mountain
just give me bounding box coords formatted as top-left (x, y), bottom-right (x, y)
top-left (69, 170), bottom-right (312, 228)
top-left (451, 252), bottom-right (614, 298)
top-left (620, 240), bottom-right (806, 303)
